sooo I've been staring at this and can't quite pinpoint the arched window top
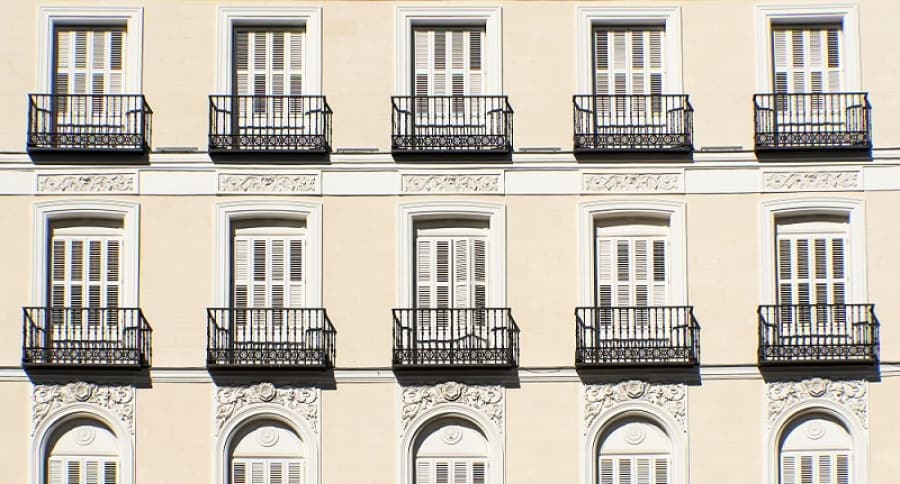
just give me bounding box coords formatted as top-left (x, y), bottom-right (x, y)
top-left (781, 415), bottom-right (851, 453)
top-left (599, 418), bottom-right (672, 455)
top-left (49, 419), bottom-right (118, 457)
top-left (232, 421), bottom-right (304, 458)
top-left (416, 418), bottom-right (488, 458)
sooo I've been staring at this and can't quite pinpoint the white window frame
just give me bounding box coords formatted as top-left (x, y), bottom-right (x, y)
top-left (215, 201), bottom-right (323, 307)
top-left (576, 7), bottom-right (683, 94)
top-left (754, 5), bottom-right (861, 92)
top-left (579, 201), bottom-right (686, 306)
top-left (766, 403), bottom-right (868, 484)
top-left (395, 7), bottom-right (503, 95)
top-left (759, 198), bottom-right (866, 304)
top-left (38, 7), bottom-right (144, 93)
top-left (217, 7), bottom-right (323, 94)
top-left (33, 200), bottom-right (139, 307)
top-left (398, 201), bottom-right (505, 308)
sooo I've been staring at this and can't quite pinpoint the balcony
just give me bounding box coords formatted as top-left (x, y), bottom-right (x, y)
top-left (27, 94), bottom-right (152, 152)
top-left (391, 95), bottom-right (513, 153)
top-left (573, 94), bottom-right (693, 152)
top-left (758, 304), bottom-right (879, 365)
top-left (22, 307), bottom-right (152, 368)
top-left (207, 308), bottom-right (336, 369)
top-left (209, 95), bottom-right (332, 153)
top-left (754, 93), bottom-right (871, 151)
top-left (392, 308), bottom-right (519, 368)
top-left (575, 306), bottom-right (700, 367)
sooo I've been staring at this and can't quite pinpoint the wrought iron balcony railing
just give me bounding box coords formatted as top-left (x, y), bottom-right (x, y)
top-left (573, 94), bottom-right (693, 152)
top-left (23, 307), bottom-right (152, 368)
top-left (754, 92), bottom-right (872, 151)
top-left (207, 308), bottom-right (336, 368)
top-left (575, 306), bottom-right (700, 367)
top-left (392, 308), bottom-right (519, 368)
top-left (758, 304), bottom-right (879, 365)
top-left (27, 94), bottom-right (152, 152)
top-left (392, 95), bottom-right (513, 153)
top-left (209, 95), bottom-right (332, 153)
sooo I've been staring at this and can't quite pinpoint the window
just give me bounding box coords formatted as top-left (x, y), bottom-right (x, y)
top-left (413, 27), bottom-right (484, 98)
top-left (232, 221), bottom-right (306, 310)
top-left (414, 419), bottom-right (488, 484)
top-left (416, 222), bottom-right (487, 310)
top-left (46, 420), bottom-right (120, 484)
top-left (54, 27), bottom-right (125, 98)
top-left (594, 218), bottom-right (668, 308)
top-left (593, 26), bottom-right (664, 114)
top-left (775, 215), bottom-right (847, 308)
top-left (597, 419), bottom-right (671, 484)
top-left (230, 422), bottom-right (304, 484)
top-left (772, 25), bottom-right (842, 95)
top-left (779, 416), bottom-right (851, 484)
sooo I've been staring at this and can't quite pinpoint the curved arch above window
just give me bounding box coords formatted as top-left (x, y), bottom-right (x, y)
top-left (596, 418), bottom-right (672, 484)
top-left (778, 415), bottom-right (852, 484)
top-left (230, 421), bottom-right (305, 484)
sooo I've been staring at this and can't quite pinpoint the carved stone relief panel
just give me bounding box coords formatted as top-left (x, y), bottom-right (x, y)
top-left (215, 382), bottom-right (320, 435)
top-left (583, 173), bottom-right (681, 193)
top-left (402, 174), bottom-right (501, 193)
top-left (218, 174), bottom-right (318, 194)
top-left (37, 174), bottom-right (137, 193)
top-left (584, 380), bottom-right (687, 434)
top-left (766, 378), bottom-right (867, 428)
top-left (400, 381), bottom-right (504, 435)
top-left (32, 382), bottom-right (135, 435)
top-left (763, 171), bottom-right (859, 191)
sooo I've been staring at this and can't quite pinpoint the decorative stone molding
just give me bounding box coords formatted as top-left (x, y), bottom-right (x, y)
top-left (584, 380), bottom-right (687, 434)
top-left (402, 174), bottom-right (501, 193)
top-left (32, 382), bottom-right (135, 435)
top-left (37, 174), bottom-right (136, 193)
top-left (767, 378), bottom-right (867, 429)
top-left (218, 174), bottom-right (318, 194)
top-left (215, 383), bottom-right (319, 435)
top-left (583, 173), bottom-right (681, 193)
top-left (400, 381), bottom-right (504, 434)
top-left (763, 171), bottom-right (859, 191)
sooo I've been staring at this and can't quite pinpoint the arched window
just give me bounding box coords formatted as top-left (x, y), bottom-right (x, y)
top-left (779, 415), bottom-right (851, 484)
top-left (46, 419), bottom-right (119, 484)
top-left (597, 418), bottom-right (671, 484)
top-left (229, 421), bottom-right (304, 484)
top-left (414, 418), bottom-right (488, 484)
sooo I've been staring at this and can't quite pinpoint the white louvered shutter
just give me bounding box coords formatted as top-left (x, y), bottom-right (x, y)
top-left (594, 27), bottom-right (664, 118)
top-left (48, 458), bottom-right (118, 484)
top-left (595, 236), bottom-right (667, 308)
top-left (597, 456), bottom-right (669, 484)
top-left (232, 459), bottom-right (303, 484)
top-left (773, 26), bottom-right (842, 94)
top-left (233, 233), bottom-right (305, 309)
top-left (781, 453), bottom-right (850, 484)
top-left (416, 235), bottom-right (487, 309)
top-left (54, 28), bottom-right (125, 125)
top-left (413, 27), bottom-right (484, 122)
top-left (415, 459), bottom-right (487, 484)
top-left (234, 28), bottom-right (305, 127)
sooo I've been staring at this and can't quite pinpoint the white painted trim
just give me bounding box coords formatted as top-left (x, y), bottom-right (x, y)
top-left (214, 403), bottom-right (321, 484)
top-left (582, 400), bottom-right (688, 484)
top-left (214, 200), bottom-right (323, 307)
top-left (578, 200), bottom-right (687, 306)
top-left (32, 200), bottom-right (140, 306)
top-left (216, 7), bottom-right (323, 94)
top-left (397, 201), bottom-right (506, 307)
top-left (38, 7), bottom-right (144, 93)
top-left (759, 197), bottom-right (867, 303)
top-left (765, 399), bottom-right (869, 484)
top-left (754, 5), bottom-right (861, 92)
top-left (576, 6), bottom-right (683, 94)
top-left (31, 404), bottom-right (135, 484)
top-left (399, 402), bottom-right (505, 484)
top-left (395, 6), bottom-right (503, 94)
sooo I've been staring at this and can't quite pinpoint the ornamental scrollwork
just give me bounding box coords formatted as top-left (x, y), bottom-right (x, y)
top-left (400, 381), bottom-right (503, 435)
top-left (32, 382), bottom-right (135, 435)
top-left (215, 382), bottom-right (319, 435)
top-left (37, 174), bottom-right (136, 193)
top-left (766, 378), bottom-right (867, 429)
top-left (402, 174), bottom-right (501, 193)
top-left (583, 173), bottom-right (680, 193)
top-left (763, 171), bottom-right (859, 191)
top-left (584, 380), bottom-right (687, 434)
top-left (218, 174), bottom-right (318, 193)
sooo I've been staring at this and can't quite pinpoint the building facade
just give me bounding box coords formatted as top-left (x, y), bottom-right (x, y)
top-left (0, 1), bottom-right (899, 483)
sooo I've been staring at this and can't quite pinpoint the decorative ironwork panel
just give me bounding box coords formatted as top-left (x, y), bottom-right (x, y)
top-left (206, 308), bottom-right (335, 368)
top-left (575, 306), bottom-right (700, 367)
top-left (392, 308), bottom-right (519, 368)
top-left (208, 95), bottom-right (332, 153)
top-left (573, 94), bottom-right (693, 152)
top-left (22, 307), bottom-right (152, 368)
top-left (753, 93), bottom-right (872, 150)
top-left (757, 304), bottom-right (879, 365)
top-left (27, 94), bottom-right (152, 152)
top-left (391, 96), bottom-right (513, 153)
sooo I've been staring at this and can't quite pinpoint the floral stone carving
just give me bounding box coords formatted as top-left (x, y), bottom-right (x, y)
top-left (400, 382), bottom-right (503, 434)
top-left (32, 382), bottom-right (135, 435)
top-left (37, 174), bottom-right (136, 193)
top-left (218, 174), bottom-right (318, 193)
top-left (763, 171), bottom-right (859, 191)
top-left (402, 174), bottom-right (501, 193)
top-left (584, 380), bottom-right (687, 434)
top-left (216, 383), bottom-right (319, 435)
top-left (584, 173), bottom-right (680, 193)
top-left (767, 378), bottom-right (867, 428)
